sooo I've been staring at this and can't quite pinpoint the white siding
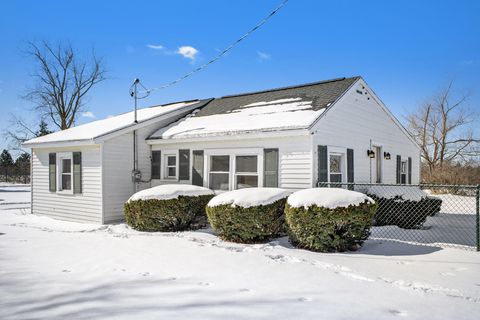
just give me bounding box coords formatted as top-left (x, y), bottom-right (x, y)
top-left (31, 146), bottom-right (103, 223)
top-left (311, 79), bottom-right (420, 184)
top-left (150, 135), bottom-right (312, 190)
top-left (102, 121), bottom-right (180, 223)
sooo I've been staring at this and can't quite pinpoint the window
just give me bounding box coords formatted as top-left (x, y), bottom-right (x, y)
top-left (60, 157), bottom-right (72, 191)
top-left (401, 160), bottom-right (407, 184)
top-left (165, 155), bottom-right (177, 179)
top-left (329, 154), bottom-right (343, 183)
top-left (235, 155), bottom-right (258, 189)
top-left (209, 155), bottom-right (230, 190)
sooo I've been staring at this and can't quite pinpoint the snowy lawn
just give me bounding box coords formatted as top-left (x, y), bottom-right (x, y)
top-left (1, 185), bottom-right (480, 319)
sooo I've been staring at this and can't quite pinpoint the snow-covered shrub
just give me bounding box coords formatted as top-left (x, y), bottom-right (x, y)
top-left (124, 185), bottom-right (214, 232)
top-left (285, 188), bottom-right (377, 252)
top-left (367, 186), bottom-right (442, 229)
top-left (206, 188), bottom-right (292, 243)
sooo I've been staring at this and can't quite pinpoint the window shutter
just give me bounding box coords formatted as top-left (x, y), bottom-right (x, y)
top-left (264, 148), bottom-right (279, 187)
top-left (347, 148), bottom-right (354, 190)
top-left (73, 152), bottom-right (82, 194)
top-left (48, 153), bottom-right (56, 192)
top-left (151, 151), bottom-right (161, 179)
top-left (317, 145), bottom-right (328, 185)
top-left (179, 149), bottom-right (190, 180)
top-left (192, 150), bottom-right (204, 186)
top-left (396, 155), bottom-right (401, 184)
top-left (407, 157), bottom-right (412, 184)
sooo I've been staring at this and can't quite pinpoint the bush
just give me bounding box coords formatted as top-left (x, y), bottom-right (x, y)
top-left (369, 195), bottom-right (442, 228)
top-left (285, 188), bottom-right (377, 252)
top-left (206, 188), bottom-right (290, 243)
top-left (125, 195), bottom-right (213, 232)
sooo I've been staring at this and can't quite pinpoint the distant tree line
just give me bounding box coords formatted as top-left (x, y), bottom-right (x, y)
top-left (0, 150), bottom-right (30, 184)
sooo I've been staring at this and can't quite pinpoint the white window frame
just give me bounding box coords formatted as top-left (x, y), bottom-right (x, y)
top-left (234, 155), bottom-right (259, 189)
top-left (327, 146), bottom-right (347, 184)
top-left (56, 152), bottom-right (73, 194)
top-left (400, 159), bottom-right (408, 185)
top-left (205, 148), bottom-right (263, 192)
top-left (164, 153), bottom-right (178, 180)
top-left (209, 155), bottom-right (231, 192)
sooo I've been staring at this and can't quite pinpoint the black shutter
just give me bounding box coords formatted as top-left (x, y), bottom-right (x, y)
top-left (48, 153), bottom-right (56, 192)
top-left (396, 155), bottom-right (401, 184)
top-left (264, 149), bottom-right (279, 187)
top-left (179, 149), bottom-right (190, 180)
top-left (151, 151), bottom-right (161, 179)
top-left (73, 152), bottom-right (82, 194)
top-left (192, 150), bottom-right (204, 186)
top-left (408, 157), bottom-right (412, 184)
top-left (347, 148), bottom-right (354, 190)
top-left (317, 145), bottom-right (328, 185)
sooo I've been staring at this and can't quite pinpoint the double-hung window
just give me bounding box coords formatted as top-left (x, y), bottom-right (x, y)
top-left (165, 155), bottom-right (177, 179)
top-left (235, 155), bottom-right (258, 189)
top-left (400, 160), bottom-right (407, 184)
top-left (329, 153), bottom-right (343, 183)
top-left (61, 158), bottom-right (72, 190)
top-left (209, 155), bottom-right (230, 191)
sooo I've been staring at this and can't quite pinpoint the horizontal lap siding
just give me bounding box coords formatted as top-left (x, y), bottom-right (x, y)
top-left (311, 79), bottom-right (420, 184)
top-left (151, 135), bottom-right (312, 190)
top-left (32, 146), bottom-right (102, 223)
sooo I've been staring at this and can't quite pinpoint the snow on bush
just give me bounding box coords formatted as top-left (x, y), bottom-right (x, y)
top-left (367, 185), bottom-right (427, 202)
top-left (208, 188), bottom-right (292, 208)
top-left (128, 184), bottom-right (214, 202)
top-left (287, 188), bottom-right (374, 209)
top-left (206, 188), bottom-right (291, 243)
top-left (285, 188), bottom-right (377, 252)
top-left (125, 185), bottom-right (214, 232)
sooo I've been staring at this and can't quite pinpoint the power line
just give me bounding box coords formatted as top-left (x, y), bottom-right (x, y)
top-left (138, 0), bottom-right (289, 95)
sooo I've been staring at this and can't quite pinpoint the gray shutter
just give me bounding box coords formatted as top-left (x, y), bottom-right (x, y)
top-left (396, 155), bottom-right (401, 184)
top-left (347, 148), bottom-right (354, 190)
top-left (48, 153), bottom-right (56, 192)
top-left (317, 145), bottom-right (328, 185)
top-left (407, 157), bottom-right (412, 184)
top-left (73, 152), bottom-right (82, 194)
top-left (179, 149), bottom-right (190, 180)
top-left (151, 151), bottom-right (161, 179)
top-left (264, 148), bottom-right (279, 187)
top-left (192, 150), bottom-right (204, 186)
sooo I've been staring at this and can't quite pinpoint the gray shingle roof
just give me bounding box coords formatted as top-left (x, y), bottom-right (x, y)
top-left (195, 76), bottom-right (360, 117)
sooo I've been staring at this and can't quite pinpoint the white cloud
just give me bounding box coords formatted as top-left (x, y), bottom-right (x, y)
top-left (177, 46), bottom-right (198, 60)
top-left (81, 111), bottom-right (95, 119)
top-left (147, 44), bottom-right (164, 50)
top-left (257, 51), bottom-right (271, 61)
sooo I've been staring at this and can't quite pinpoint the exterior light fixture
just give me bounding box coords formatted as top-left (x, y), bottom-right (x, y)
top-left (367, 150), bottom-right (375, 158)
top-left (384, 152), bottom-right (391, 160)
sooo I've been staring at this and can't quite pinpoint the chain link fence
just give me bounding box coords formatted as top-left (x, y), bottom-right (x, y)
top-left (318, 182), bottom-right (480, 251)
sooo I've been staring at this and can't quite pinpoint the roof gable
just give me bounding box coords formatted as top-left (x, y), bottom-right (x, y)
top-left (149, 77), bottom-right (359, 140)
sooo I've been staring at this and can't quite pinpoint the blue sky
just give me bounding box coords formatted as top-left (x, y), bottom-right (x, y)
top-left (1, 0), bottom-right (479, 153)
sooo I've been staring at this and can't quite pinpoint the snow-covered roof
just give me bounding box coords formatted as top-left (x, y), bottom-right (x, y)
top-left (23, 100), bottom-right (205, 147)
top-left (149, 77), bottom-right (359, 140)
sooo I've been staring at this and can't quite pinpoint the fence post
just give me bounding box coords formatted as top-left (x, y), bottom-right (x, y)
top-left (476, 184), bottom-right (480, 252)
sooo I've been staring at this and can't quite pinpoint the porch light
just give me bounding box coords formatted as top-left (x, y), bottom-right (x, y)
top-left (384, 152), bottom-right (391, 160)
top-left (367, 150), bottom-right (375, 158)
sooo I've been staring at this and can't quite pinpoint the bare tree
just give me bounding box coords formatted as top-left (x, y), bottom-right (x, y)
top-left (24, 41), bottom-right (106, 130)
top-left (406, 81), bottom-right (479, 173)
top-left (4, 116), bottom-right (52, 153)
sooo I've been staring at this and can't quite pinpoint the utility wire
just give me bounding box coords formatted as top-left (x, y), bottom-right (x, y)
top-left (139, 0), bottom-right (289, 95)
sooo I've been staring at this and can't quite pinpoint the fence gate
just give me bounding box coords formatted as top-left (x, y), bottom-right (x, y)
top-left (318, 182), bottom-right (480, 251)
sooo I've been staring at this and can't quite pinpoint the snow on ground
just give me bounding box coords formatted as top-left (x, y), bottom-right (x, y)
top-left (287, 187), bottom-right (373, 209)
top-left (128, 185), bottom-right (214, 202)
top-left (208, 188), bottom-right (292, 208)
top-left (1, 185), bottom-right (480, 319)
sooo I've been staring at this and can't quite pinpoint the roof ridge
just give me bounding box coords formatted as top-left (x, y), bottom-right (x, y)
top-left (219, 76), bottom-right (361, 99)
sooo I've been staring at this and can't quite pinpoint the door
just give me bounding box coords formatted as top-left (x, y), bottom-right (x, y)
top-left (373, 146), bottom-right (382, 183)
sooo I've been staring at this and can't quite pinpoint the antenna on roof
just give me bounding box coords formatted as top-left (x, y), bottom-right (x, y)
top-left (129, 78), bottom-right (150, 123)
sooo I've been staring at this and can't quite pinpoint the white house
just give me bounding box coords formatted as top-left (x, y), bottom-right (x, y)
top-left (23, 77), bottom-right (420, 224)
